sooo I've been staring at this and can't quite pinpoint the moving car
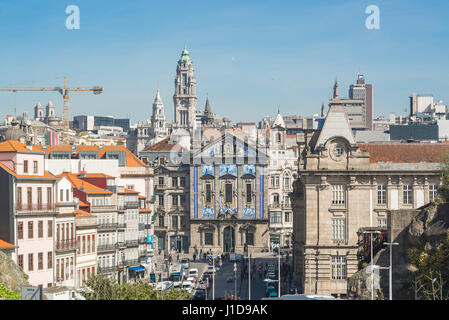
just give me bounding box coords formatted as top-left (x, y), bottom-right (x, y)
top-left (188, 268), bottom-right (199, 279)
top-left (182, 281), bottom-right (193, 294)
top-left (207, 266), bottom-right (216, 273)
top-left (186, 276), bottom-right (197, 285)
top-left (180, 258), bottom-right (190, 269)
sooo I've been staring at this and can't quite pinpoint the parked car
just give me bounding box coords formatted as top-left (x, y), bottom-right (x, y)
top-left (207, 266), bottom-right (216, 273)
top-left (191, 289), bottom-right (206, 300)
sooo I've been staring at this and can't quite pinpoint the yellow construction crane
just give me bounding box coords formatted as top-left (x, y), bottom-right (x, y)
top-left (0, 76), bottom-right (103, 144)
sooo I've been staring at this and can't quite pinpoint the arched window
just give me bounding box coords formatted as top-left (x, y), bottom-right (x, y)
top-left (283, 173), bottom-right (291, 191)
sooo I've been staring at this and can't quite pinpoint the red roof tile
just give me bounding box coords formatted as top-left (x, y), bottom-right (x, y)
top-left (358, 143), bottom-right (449, 163)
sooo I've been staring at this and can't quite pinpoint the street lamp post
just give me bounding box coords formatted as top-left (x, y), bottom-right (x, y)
top-left (363, 230), bottom-right (381, 300)
top-left (212, 254), bottom-right (215, 301)
top-left (234, 262), bottom-right (237, 299)
top-left (278, 253), bottom-right (281, 297)
top-left (384, 242), bottom-right (399, 300)
top-left (244, 254), bottom-right (251, 300)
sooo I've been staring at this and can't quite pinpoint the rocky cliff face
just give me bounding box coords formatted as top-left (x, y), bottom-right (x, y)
top-left (0, 251), bottom-right (29, 294)
top-left (348, 202), bottom-right (449, 300)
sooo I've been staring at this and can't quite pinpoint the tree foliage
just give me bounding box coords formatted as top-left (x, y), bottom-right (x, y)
top-left (80, 274), bottom-right (191, 300)
top-left (0, 283), bottom-right (21, 300)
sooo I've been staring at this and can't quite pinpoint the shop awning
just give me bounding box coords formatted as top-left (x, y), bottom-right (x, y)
top-left (129, 266), bottom-right (145, 272)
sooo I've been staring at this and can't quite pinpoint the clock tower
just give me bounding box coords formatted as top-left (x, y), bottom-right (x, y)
top-left (173, 46), bottom-right (197, 131)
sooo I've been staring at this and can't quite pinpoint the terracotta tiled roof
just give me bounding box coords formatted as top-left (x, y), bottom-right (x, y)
top-left (0, 162), bottom-right (57, 180)
top-left (31, 145), bottom-right (147, 167)
top-left (358, 142), bottom-right (449, 163)
top-left (75, 209), bottom-right (93, 218)
top-left (138, 195), bottom-right (146, 199)
top-left (138, 208), bottom-right (152, 213)
top-left (0, 239), bottom-right (15, 249)
top-left (118, 188), bottom-right (139, 194)
top-left (0, 141), bottom-right (35, 153)
top-left (142, 136), bottom-right (183, 152)
top-left (79, 200), bottom-right (90, 207)
top-left (77, 172), bottom-right (115, 179)
top-left (58, 172), bottom-right (112, 194)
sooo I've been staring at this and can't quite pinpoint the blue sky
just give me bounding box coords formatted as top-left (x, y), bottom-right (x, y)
top-left (0, 0), bottom-right (448, 124)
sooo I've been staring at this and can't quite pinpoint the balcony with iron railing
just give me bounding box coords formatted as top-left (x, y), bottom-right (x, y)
top-left (117, 223), bottom-right (127, 229)
top-left (98, 266), bottom-right (116, 274)
top-left (97, 243), bottom-right (117, 253)
top-left (97, 223), bottom-right (118, 231)
top-left (116, 241), bottom-right (126, 248)
top-left (269, 202), bottom-right (281, 209)
top-left (90, 205), bottom-right (117, 213)
top-left (126, 240), bottom-right (139, 247)
top-left (55, 239), bottom-right (77, 252)
top-left (15, 203), bottom-right (57, 214)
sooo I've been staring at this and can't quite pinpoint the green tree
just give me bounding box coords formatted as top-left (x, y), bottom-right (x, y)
top-left (0, 283), bottom-right (21, 300)
top-left (81, 275), bottom-right (190, 300)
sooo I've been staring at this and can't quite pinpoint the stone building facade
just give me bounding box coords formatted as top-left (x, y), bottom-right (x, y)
top-left (291, 104), bottom-right (447, 298)
top-left (189, 131), bottom-right (270, 255)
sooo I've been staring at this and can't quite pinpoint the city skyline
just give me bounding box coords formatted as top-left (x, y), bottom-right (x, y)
top-left (0, 0), bottom-right (448, 124)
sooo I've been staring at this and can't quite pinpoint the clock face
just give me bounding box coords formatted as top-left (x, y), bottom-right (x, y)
top-left (330, 141), bottom-right (345, 161)
top-left (181, 100), bottom-right (189, 108)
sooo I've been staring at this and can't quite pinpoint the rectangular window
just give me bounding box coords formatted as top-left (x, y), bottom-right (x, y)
top-left (87, 235), bottom-right (91, 253)
top-left (66, 189), bottom-right (69, 202)
top-left (60, 189), bottom-right (64, 202)
top-left (246, 183), bottom-right (252, 204)
top-left (158, 177), bottom-right (164, 185)
top-left (403, 184), bottom-right (413, 205)
top-left (82, 236), bottom-right (86, 254)
top-left (332, 218), bottom-right (346, 241)
top-left (159, 216), bottom-right (164, 227)
top-left (377, 218), bottom-right (387, 228)
top-left (27, 187), bottom-right (32, 207)
top-left (38, 252), bottom-right (43, 270)
top-left (18, 255), bottom-right (23, 269)
top-left (18, 222), bottom-right (23, 240)
top-left (28, 253), bottom-right (33, 271)
top-left (158, 195), bottom-right (164, 206)
top-left (77, 236), bottom-right (80, 254)
top-left (47, 188), bottom-right (52, 208)
top-left (225, 183), bottom-right (233, 204)
top-left (38, 220), bottom-right (43, 238)
top-left (246, 232), bottom-right (254, 245)
top-left (23, 160), bottom-right (28, 173)
top-left (48, 220), bottom-right (52, 238)
top-left (17, 187), bottom-right (22, 207)
top-left (172, 177), bottom-right (177, 187)
top-left (28, 221), bottom-right (33, 239)
top-left (172, 194), bottom-right (178, 206)
top-left (172, 216), bottom-right (178, 228)
top-left (283, 176), bottom-right (290, 191)
top-left (270, 212), bottom-right (282, 224)
top-left (206, 183), bottom-right (212, 206)
top-left (33, 161), bottom-right (38, 174)
top-left (331, 256), bottom-right (347, 280)
top-left (285, 212), bottom-right (290, 223)
top-left (429, 184), bottom-right (438, 202)
top-left (377, 184), bottom-right (387, 205)
top-left (332, 185), bottom-right (346, 205)
top-left (37, 187), bottom-right (42, 209)
top-left (205, 232), bottom-right (213, 245)
top-left (48, 252), bottom-right (52, 269)
top-left (180, 194), bottom-right (185, 206)
top-left (92, 235), bottom-right (95, 252)
top-left (180, 177), bottom-right (186, 187)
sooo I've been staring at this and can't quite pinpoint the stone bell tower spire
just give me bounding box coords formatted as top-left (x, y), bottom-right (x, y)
top-left (173, 46), bottom-right (198, 131)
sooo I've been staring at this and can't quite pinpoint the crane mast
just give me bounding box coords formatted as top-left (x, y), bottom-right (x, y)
top-left (0, 77), bottom-right (103, 144)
